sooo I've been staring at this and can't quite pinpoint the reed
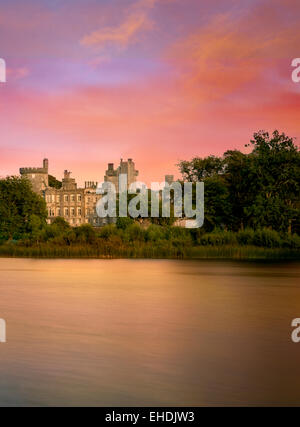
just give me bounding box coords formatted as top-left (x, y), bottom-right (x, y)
top-left (0, 242), bottom-right (298, 260)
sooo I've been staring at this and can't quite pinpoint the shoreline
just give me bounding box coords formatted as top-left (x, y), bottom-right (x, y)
top-left (0, 244), bottom-right (299, 261)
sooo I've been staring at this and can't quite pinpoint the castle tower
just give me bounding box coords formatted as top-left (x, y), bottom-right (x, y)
top-left (20, 158), bottom-right (49, 194)
top-left (104, 158), bottom-right (139, 192)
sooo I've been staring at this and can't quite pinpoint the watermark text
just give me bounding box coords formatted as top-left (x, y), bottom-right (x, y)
top-left (0, 58), bottom-right (6, 83)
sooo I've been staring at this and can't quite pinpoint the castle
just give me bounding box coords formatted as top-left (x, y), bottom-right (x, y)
top-left (20, 158), bottom-right (141, 227)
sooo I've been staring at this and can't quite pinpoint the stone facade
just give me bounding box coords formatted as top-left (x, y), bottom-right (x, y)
top-left (20, 158), bottom-right (139, 227)
top-left (44, 170), bottom-right (86, 226)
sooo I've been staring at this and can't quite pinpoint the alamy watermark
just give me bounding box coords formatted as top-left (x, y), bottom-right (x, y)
top-left (291, 318), bottom-right (300, 343)
top-left (291, 58), bottom-right (300, 83)
top-left (0, 319), bottom-right (6, 343)
top-left (0, 58), bottom-right (6, 83)
top-left (96, 175), bottom-right (204, 228)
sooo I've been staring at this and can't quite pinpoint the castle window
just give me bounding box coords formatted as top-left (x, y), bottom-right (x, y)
top-left (71, 194), bottom-right (75, 202)
top-left (57, 208), bottom-right (61, 216)
top-left (56, 195), bottom-right (61, 203)
top-left (64, 208), bottom-right (69, 217)
top-left (71, 208), bottom-right (75, 216)
top-left (78, 208), bottom-right (82, 216)
top-left (77, 195), bottom-right (82, 202)
top-left (64, 195), bottom-right (69, 202)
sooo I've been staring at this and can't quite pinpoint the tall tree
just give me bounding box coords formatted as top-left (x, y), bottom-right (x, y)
top-left (178, 130), bottom-right (300, 233)
top-left (245, 130), bottom-right (300, 232)
top-left (0, 177), bottom-right (47, 240)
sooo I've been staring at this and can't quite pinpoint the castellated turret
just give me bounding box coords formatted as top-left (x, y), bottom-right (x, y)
top-left (20, 158), bottom-right (49, 194)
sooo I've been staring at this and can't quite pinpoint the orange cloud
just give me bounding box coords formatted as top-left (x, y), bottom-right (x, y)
top-left (80, 0), bottom-right (163, 51)
top-left (81, 13), bottom-right (153, 50)
top-left (167, 1), bottom-right (300, 102)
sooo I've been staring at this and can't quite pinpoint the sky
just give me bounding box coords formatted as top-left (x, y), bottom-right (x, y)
top-left (0, 0), bottom-right (300, 185)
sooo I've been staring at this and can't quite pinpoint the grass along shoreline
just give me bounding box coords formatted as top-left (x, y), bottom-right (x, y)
top-left (1, 224), bottom-right (299, 260)
top-left (0, 243), bottom-right (299, 260)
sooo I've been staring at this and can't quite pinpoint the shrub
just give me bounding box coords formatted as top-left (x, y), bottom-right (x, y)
top-left (125, 224), bottom-right (146, 242)
top-left (145, 224), bottom-right (167, 242)
top-left (285, 233), bottom-right (300, 249)
top-left (116, 217), bottom-right (134, 230)
top-left (252, 228), bottom-right (282, 248)
top-left (75, 224), bottom-right (96, 244)
top-left (97, 224), bottom-right (118, 240)
top-left (237, 229), bottom-right (255, 245)
top-left (198, 230), bottom-right (237, 246)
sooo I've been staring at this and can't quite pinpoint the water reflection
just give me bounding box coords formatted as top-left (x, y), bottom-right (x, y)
top-left (0, 259), bottom-right (299, 406)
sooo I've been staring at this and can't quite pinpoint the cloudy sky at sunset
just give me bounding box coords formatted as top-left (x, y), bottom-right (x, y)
top-left (0, 0), bottom-right (300, 184)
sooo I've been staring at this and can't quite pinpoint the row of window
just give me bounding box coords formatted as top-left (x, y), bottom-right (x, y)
top-left (46, 194), bottom-right (83, 203)
top-left (45, 194), bottom-right (100, 203)
top-left (48, 208), bottom-right (82, 217)
top-left (48, 207), bottom-right (99, 217)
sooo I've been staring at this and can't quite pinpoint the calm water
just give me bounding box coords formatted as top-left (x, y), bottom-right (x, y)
top-left (0, 258), bottom-right (300, 406)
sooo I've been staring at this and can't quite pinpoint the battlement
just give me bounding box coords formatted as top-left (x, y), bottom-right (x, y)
top-left (20, 167), bottom-right (48, 175)
top-left (20, 158), bottom-right (49, 176)
top-left (19, 158), bottom-right (49, 193)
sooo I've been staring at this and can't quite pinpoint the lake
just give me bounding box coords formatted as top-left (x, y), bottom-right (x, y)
top-left (0, 258), bottom-right (299, 406)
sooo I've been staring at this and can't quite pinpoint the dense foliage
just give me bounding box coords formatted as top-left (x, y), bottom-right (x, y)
top-left (0, 220), bottom-right (299, 259)
top-left (178, 130), bottom-right (300, 233)
top-left (48, 175), bottom-right (62, 189)
top-left (0, 177), bottom-right (47, 242)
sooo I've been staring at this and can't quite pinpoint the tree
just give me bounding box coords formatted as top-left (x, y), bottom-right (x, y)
top-left (0, 177), bottom-right (47, 240)
top-left (178, 130), bottom-right (300, 233)
top-left (116, 217), bottom-right (134, 230)
top-left (177, 155), bottom-right (224, 181)
top-left (48, 175), bottom-right (62, 189)
top-left (178, 156), bottom-right (231, 230)
top-left (223, 150), bottom-right (254, 230)
top-left (203, 176), bottom-right (232, 231)
top-left (245, 130), bottom-right (300, 232)
top-left (75, 224), bottom-right (96, 244)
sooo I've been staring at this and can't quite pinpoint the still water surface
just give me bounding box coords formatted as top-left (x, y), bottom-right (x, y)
top-left (0, 258), bottom-right (300, 406)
